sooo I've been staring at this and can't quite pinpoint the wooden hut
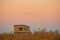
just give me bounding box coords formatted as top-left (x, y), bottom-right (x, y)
top-left (14, 25), bottom-right (31, 34)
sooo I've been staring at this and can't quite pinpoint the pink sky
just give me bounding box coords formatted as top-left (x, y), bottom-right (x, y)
top-left (0, 0), bottom-right (60, 33)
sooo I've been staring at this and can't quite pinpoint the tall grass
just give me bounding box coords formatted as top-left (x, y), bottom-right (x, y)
top-left (0, 30), bottom-right (60, 40)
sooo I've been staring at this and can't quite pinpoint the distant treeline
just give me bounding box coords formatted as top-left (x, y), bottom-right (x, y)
top-left (0, 29), bottom-right (60, 40)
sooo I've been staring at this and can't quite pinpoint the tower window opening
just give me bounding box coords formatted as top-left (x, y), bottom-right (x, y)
top-left (19, 28), bottom-right (23, 30)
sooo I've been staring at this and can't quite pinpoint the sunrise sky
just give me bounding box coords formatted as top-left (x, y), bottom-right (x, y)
top-left (0, 0), bottom-right (60, 33)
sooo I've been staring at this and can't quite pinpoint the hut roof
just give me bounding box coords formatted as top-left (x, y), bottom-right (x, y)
top-left (14, 25), bottom-right (30, 28)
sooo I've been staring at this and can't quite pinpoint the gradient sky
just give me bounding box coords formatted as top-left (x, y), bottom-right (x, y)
top-left (0, 0), bottom-right (60, 33)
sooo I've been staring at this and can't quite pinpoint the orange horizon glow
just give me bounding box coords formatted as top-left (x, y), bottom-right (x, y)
top-left (0, 0), bottom-right (60, 33)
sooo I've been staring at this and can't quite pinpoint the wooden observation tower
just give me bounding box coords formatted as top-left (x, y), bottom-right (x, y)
top-left (14, 25), bottom-right (31, 34)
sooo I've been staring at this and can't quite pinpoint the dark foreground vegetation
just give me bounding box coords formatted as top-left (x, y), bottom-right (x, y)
top-left (0, 30), bottom-right (60, 40)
